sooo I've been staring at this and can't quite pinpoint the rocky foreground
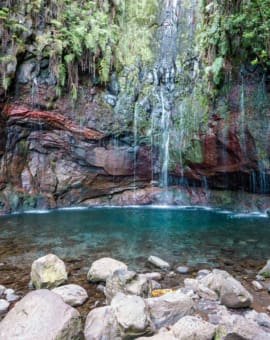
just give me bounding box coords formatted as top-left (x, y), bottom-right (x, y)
top-left (0, 254), bottom-right (270, 339)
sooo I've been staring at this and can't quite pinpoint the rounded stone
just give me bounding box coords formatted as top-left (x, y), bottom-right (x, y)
top-left (0, 290), bottom-right (82, 339)
top-left (87, 257), bottom-right (127, 282)
top-left (52, 284), bottom-right (88, 306)
top-left (0, 299), bottom-right (10, 313)
top-left (176, 266), bottom-right (190, 274)
top-left (30, 254), bottom-right (68, 289)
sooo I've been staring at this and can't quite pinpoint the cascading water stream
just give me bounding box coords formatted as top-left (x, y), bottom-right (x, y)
top-left (132, 0), bottom-right (198, 198)
top-left (160, 89), bottom-right (171, 188)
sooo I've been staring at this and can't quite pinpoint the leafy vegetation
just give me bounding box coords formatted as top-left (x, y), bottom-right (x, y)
top-left (0, 0), bottom-right (158, 95)
top-left (199, 0), bottom-right (270, 87)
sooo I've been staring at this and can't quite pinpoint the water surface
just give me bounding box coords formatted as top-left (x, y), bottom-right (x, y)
top-left (0, 207), bottom-right (269, 271)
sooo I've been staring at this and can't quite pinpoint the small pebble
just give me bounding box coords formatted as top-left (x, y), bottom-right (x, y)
top-left (256, 275), bottom-right (265, 281)
top-left (6, 293), bottom-right (19, 302)
top-left (96, 284), bottom-right (105, 293)
top-left (252, 280), bottom-right (264, 291)
top-left (151, 280), bottom-right (161, 290)
top-left (0, 285), bottom-right (6, 296)
top-left (0, 299), bottom-right (10, 313)
top-left (167, 271), bottom-right (176, 278)
top-left (197, 269), bottom-right (211, 278)
top-left (143, 272), bottom-right (162, 281)
top-left (176, 266), bottom-right (189, 274)
top-left (4, 289), bottom-right (15, 295)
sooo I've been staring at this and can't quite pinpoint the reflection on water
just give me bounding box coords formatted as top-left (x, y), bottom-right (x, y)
top-left (0, 207), bottom-right (269, 270)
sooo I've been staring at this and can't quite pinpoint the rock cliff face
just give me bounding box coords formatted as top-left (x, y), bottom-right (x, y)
top-left (0, 0), bottom-right (270, 213)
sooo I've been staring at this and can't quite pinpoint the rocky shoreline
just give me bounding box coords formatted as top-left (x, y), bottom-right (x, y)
top-left (1, 254), bottom-right (270, 339)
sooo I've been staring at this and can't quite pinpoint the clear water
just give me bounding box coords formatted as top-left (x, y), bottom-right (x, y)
top-left (0, 207), bottom-right (269, 272)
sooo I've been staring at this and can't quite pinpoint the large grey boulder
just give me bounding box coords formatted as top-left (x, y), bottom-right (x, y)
top-left (200, 269), bottom-right (253, 308)
top-left (52, 284), bottom-right (88, 306)
top-left (30, 254), bottom-right (68, 289)
top-left (259, 259), bottom-right (270, 278)
top-left (171, 316), bottom-right (216, 340)
top-left (87, 257), bottom-right (127, 282)
top-left (0, 290), bottom-right (82, 340)
top-left (111, 293), bottom-right (154, 338)
top-left (220, 276), bottom-right (253, 308)
top-left (84, 306), bottom-right (120, 340)
top-left (105, 269), bottom-right (152, 303)
top-left (215, 307), bottom-right (270, 340)
top-left (146, 290), bottom-right (194, 329)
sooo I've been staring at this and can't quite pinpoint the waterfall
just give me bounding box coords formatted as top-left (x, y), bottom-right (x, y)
top-left (160, 88), bottom-right (170, 188)
top-left (130, 0), bottom-right (199, 196)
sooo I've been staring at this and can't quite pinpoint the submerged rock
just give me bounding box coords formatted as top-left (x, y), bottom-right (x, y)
top-left (146, 290), bottom-right (194, 329)
top-left (0, 290), bottom-right (82, 339)
top-left (87, 257), bottom-right (127, 282)
top-left (259, 259), bottom-right (270, 278)
top-left (105, 269), bottom-right (152, 303)
top-left (171, 316), bottom-right (216, 340)
top-left (148, 256), bottom-right (170, 269)
top-left (52, 284), bottom-right (88, 306)
top-left (30, 254), bottom-right (68, 289)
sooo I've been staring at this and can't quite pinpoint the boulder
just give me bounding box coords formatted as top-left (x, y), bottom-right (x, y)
top-left (220, 276), bottom-right (253, 308)
top-left (30, 254), bottom-right (68, 289)
top-left (105, 269), bottom-right (152, 303)
top-left (213, 305), bottom-right (269, 340)
top-left (111, 293), bottom-right (154, 338)
top-left (84, 306), bottom-right (120, 340)
top-left (148, 256), bottom-right (170, 269)
top-left (200, 269), bottom-right (253, 308)
top-left (146, 290), bottom-right (194, 329)
top-left (87, 257), bottom-right (127, 282)
top-left (0, 300), bottom-right (9, 314)
top-left (171, 316), bottom-right (216, 340)
top-left (52, 284), bottom-right (88, 306)
top-left (259, 260), bottom-right (270, 278)
top-left (0, 290), bottom-right (82, 339)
